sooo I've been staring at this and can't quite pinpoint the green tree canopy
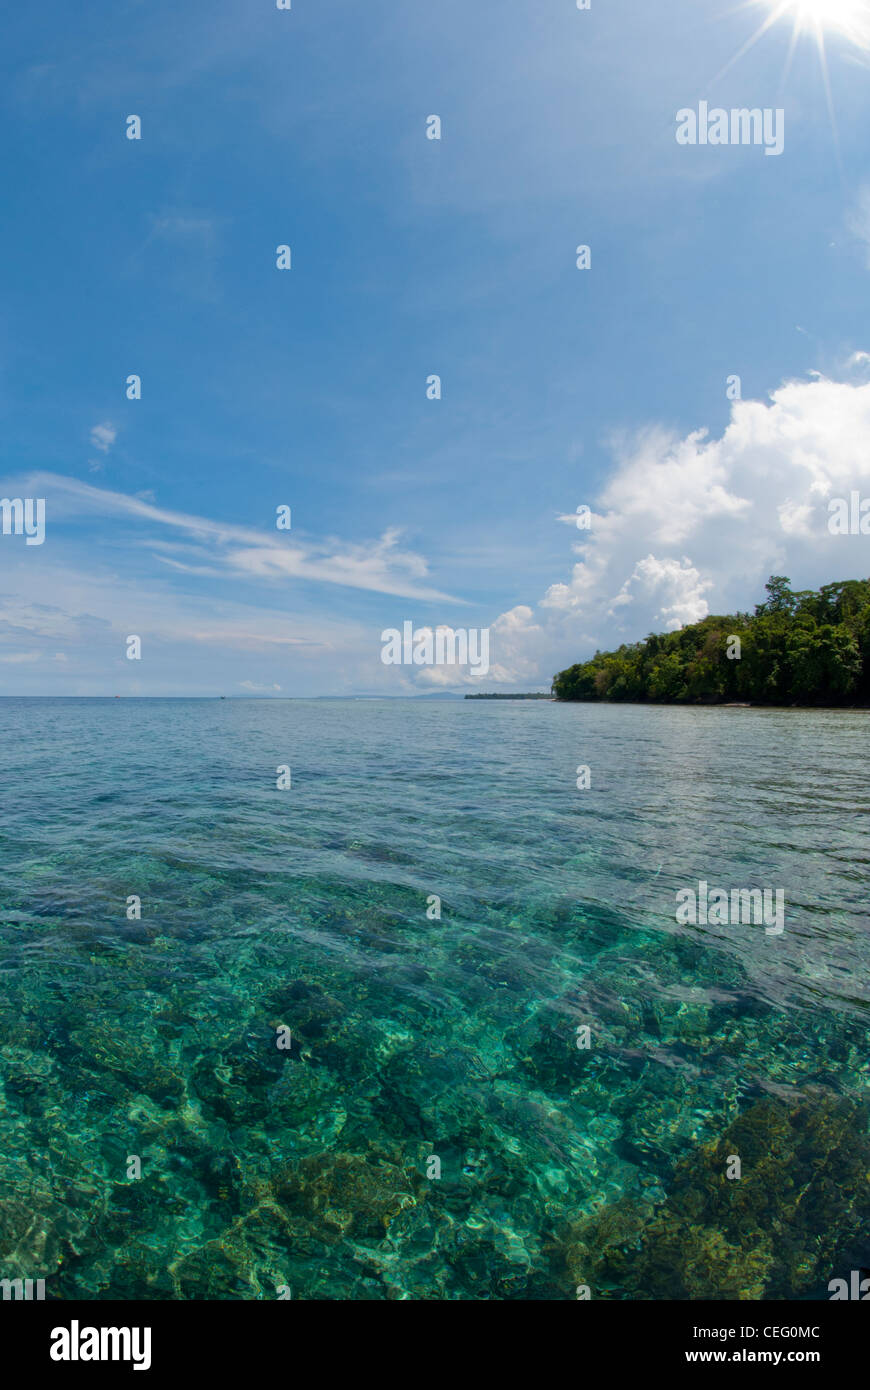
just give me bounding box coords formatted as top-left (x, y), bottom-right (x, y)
top-left (552, 576), bottom-right (870, 706)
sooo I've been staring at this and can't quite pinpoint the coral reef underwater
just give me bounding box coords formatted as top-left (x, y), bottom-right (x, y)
top-left (1, 699), bottom-right (867, 1299)
top-left (1, 882), bottom-right (867, 1300)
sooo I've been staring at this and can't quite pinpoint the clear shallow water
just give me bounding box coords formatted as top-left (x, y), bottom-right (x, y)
top-left (0, 697), bottom-right (868, 1300)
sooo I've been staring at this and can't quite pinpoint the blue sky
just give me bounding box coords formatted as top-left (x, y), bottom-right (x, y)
top-left (2, 0), bottom-right (870, 694)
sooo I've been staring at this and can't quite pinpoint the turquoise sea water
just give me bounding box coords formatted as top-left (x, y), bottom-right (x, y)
top-left (0, 697), bottom-right (868, 1300)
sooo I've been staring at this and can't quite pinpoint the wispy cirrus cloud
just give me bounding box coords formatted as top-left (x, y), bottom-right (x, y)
top-left (13, 473), bottom-right (465, 604)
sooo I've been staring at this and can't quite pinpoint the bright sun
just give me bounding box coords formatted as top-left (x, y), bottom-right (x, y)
top-left (720, 1), bottom-right (870, 115)
top-left (713, 0), bottom-right (870, 164)
top-left (765, 0), bottom-right (870, 49)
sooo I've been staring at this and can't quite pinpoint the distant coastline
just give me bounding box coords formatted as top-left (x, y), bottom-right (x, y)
top-left (465, 692), bottom-right (553, 700)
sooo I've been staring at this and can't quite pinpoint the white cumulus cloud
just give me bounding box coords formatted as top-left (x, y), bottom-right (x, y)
top-left (89, 422), bottom-right (117, 453)
top-left (485, 368), bottom-right (870, 685)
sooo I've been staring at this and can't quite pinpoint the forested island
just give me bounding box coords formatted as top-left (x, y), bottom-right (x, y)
top-left (552, 576), bottom-right (870, 706)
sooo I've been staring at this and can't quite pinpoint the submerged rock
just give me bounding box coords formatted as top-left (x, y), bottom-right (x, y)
top-left (272, 1152), bottom-right (421, 1242)
top-left (558, 1090), bottom-right (870, 1299)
